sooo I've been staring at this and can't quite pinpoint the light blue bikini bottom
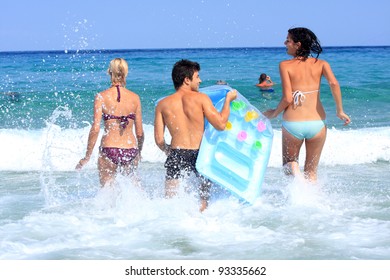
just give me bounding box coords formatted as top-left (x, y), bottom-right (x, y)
top-left (282, 120), bottom-right (326, 140)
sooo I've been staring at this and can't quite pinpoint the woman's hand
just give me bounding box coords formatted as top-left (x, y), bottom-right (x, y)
top-left (263, 109), bottom-right (277, 119)
top-left (133, 153), bottom-right (142, 167)
top-left (337, 112), bottom-right (351, 126)
top-left (76, 157), bottom-right (89, 170)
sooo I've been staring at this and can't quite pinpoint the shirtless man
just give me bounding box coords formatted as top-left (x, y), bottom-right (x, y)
top-left (154, 59), bottom-right (237, 211)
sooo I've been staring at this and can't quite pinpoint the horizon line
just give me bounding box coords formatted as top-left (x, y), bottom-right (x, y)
top-left (1, 45), bottom-right (389, 54)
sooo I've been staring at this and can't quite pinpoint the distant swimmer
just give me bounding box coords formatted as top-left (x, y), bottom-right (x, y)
top-left (256, 73), bottom-right (274, 92)
top-left (1, 92), bottom-right (20, 102)
top-left (216, 80), bottom-right (228, 85)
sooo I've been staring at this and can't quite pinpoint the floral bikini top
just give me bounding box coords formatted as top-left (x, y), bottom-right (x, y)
top-left (102, 85), bottom-right (135, 129)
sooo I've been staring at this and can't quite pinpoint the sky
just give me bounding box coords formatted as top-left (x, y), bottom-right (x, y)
top-left (1, 0), bottom-right (389, 52)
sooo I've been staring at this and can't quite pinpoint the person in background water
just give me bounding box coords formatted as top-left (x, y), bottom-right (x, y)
top-left (263, 27), bottom-right (350, 182)
top-left (154, 59), bottom-right (237, 212)
top-left (76, 58), bottom-right (144, 187)
top-left (216, 80), bottom-right (228, 85)
top-left (256, 73), bottom-right (274, 91)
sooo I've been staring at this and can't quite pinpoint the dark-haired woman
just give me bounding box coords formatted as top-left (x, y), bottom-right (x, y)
top-left (264, 27), bottom-right (350, 182)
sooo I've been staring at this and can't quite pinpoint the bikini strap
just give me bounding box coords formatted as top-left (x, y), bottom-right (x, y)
top-left (116, 85), bottom-right (121, 102)
top-left (303, 89), bottom-right (319, 94)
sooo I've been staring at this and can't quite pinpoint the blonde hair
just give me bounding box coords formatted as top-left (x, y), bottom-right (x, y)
top-left (107, 58), bottom-right (128, 86)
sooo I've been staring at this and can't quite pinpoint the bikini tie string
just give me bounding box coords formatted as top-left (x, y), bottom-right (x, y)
top-left (116, 85), bottom-right (121, 102)
top-left (292, 90), bottom-right (306, 106)
top-left (119, 116), bottom-right (129, 129)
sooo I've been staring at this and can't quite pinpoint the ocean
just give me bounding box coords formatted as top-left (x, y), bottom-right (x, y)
top-left (0, 46), bottom-right (389, 260)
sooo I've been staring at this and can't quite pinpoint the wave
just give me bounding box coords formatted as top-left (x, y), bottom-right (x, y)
top-left (1, 123), bottom-right (389, 172)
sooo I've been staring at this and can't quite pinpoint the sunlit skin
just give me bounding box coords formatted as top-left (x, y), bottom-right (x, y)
top-left (154, 70), bottom-right (237, 211)
top-left (264, 30), bottom-right (350, 182)
top-left (256, 73), bottom-right (274, 89)
top-left (76, 58), bottom-right (144, 187)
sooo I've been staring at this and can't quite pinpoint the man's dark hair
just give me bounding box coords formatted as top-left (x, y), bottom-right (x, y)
top-left (172, 59), bottom-right (201, 90)
top-left (259, 73), bottom-right (267, 83)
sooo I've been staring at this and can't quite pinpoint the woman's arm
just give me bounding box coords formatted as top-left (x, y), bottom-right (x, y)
top-left (76, 94), bottom-right (103, 169)
top-left (263, 62), bottom-right (292, 118)
top-left (322, 61), bottom-right (351, 125)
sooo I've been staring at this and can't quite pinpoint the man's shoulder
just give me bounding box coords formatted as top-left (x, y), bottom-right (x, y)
top-left (196, 91), bottom-right (208, 97)
top-left (185, 91), bottom-right (211, 105)
top-left (156, 92), bottom-right (178, 108)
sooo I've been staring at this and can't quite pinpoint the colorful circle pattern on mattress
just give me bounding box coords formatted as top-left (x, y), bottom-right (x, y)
top-left (196, 85), bottom-right (274, 204)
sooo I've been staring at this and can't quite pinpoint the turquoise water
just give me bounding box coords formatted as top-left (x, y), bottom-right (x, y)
top-left (0, 47), bottom-right (389, 260)
top-left (2, 47), bottom-right (389, 128)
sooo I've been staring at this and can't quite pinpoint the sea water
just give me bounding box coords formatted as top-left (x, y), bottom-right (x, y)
top-left (0, 47), bottom-right (389, 260)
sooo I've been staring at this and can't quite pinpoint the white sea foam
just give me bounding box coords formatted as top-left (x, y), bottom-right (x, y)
top-left (0, 125), bottom-right (389, 172)
top-left (1, 168), bottom-right (389, 260)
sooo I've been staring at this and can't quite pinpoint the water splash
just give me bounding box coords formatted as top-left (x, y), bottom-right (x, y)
top-left (40, 106), bottom-right (78, 207)
top-left (62, 18), bottom-right (96, 52)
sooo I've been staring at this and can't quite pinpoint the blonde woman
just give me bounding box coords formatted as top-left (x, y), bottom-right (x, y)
top-left (264, 27), bottom-right (350, 182)
top-left (76, 58), bottom-right (144, 187)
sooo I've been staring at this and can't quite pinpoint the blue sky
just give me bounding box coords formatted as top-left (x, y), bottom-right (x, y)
top-left (1, 0), bottom-right (389, 51)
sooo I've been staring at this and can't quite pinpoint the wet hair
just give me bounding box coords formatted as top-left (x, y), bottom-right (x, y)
top-left (108, 58), bottom-right (128, 86)
top-left (288, 27), bottom-right (323, 59)
top-left (259, 73), bottom-right (267, 83)
top-left (172, 59), bottom-right (201, 90)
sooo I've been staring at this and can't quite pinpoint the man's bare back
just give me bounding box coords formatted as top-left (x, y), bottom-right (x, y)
top-left (155, 89), bottom-right (207, 149)
top-left (154, 67), bottom-right (236, 154)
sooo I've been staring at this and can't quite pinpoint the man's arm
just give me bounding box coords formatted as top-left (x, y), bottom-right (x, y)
top-left (154, 103), bottom-right (170, 154)
top-left (202, 90), bottom-right (237, 130)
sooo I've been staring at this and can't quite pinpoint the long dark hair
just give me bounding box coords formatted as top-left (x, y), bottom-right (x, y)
top-left (288, 27), bottom-right (323, 59)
